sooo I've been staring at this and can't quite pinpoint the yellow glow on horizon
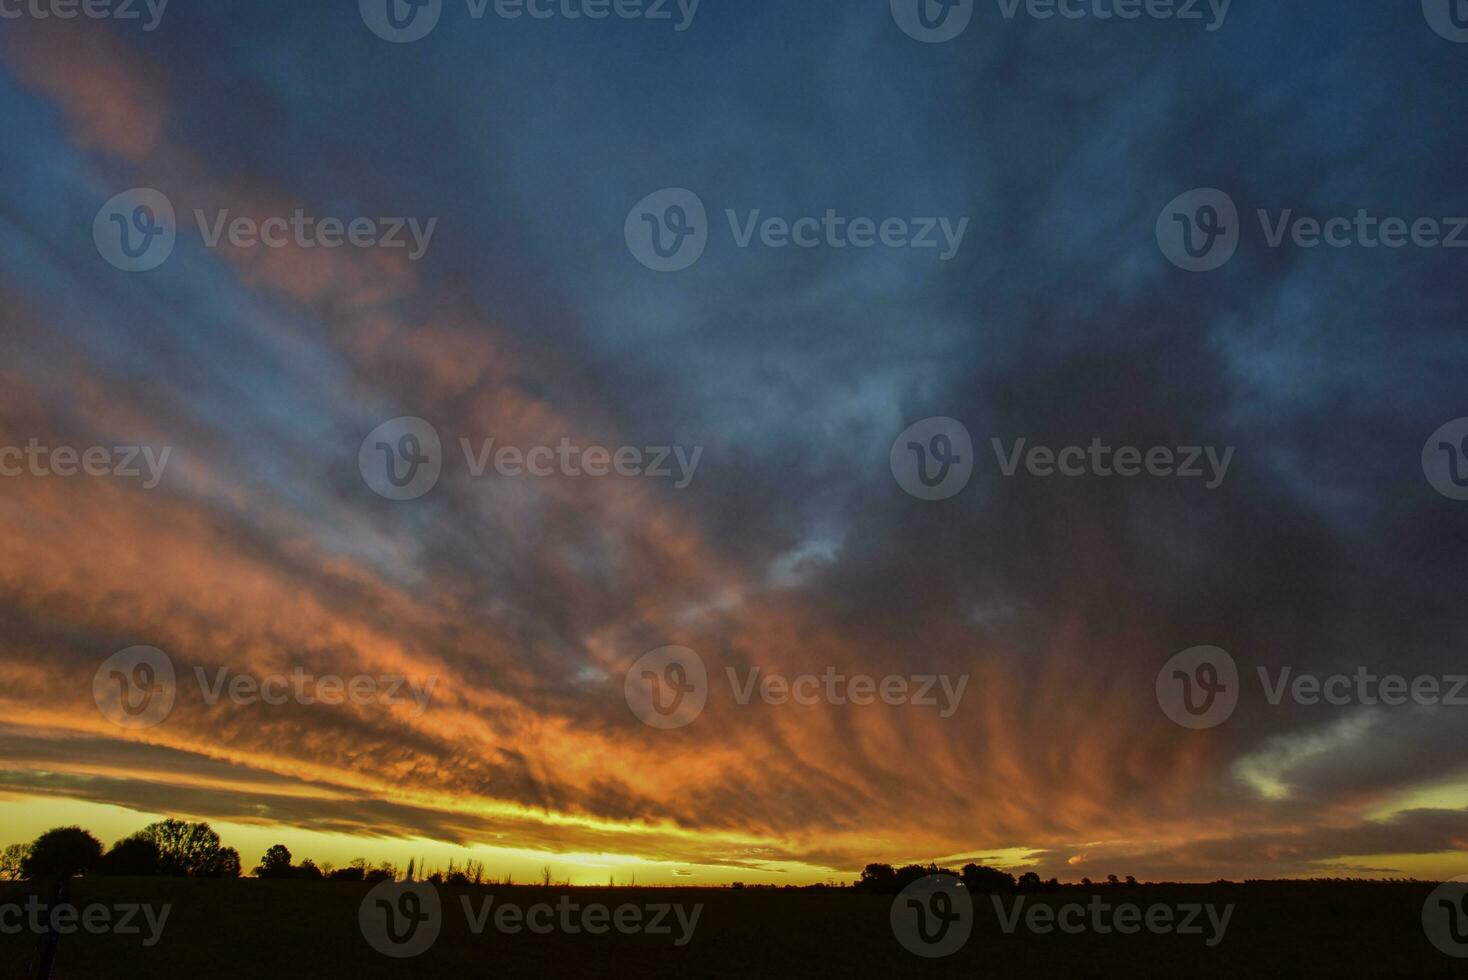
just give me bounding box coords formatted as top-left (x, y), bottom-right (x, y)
top-left (0, 795), bottom-right (840, 885)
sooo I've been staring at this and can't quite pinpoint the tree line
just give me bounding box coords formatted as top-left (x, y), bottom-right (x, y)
top-left (2, 824), bottom-right (1151, 891)
top-left (0, 823), bottom-right (400, 883)
top-left (853, 862), bottom-right (1144, 894)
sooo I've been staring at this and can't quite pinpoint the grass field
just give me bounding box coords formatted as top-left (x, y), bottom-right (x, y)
top-left (1, 878), bottom-right (1459, 978)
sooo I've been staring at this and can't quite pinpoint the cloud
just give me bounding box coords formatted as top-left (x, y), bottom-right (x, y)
top-left (0, 4), bottom-right (1465, 883)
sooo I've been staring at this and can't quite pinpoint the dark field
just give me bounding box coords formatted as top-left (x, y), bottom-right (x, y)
top-left (1, 879), bottom-right (1462, 979)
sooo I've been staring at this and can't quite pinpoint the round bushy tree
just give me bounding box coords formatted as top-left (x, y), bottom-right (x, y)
top-left (97, 835), bottom-right (161, 876)
top-left (21, 827), bottom-right (102, 879)
top-left (139, 820), bottom-right (233, 877)
top-left (254, 844), bottom-right (294, 879)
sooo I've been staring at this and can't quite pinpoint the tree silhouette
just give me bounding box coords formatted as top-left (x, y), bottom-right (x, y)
top-left (204, 848), bottom-right (242, 879)
top-left (856, 863), bottom-right (897, 892)
top-left (961, 863), bottom-right (1017, 893)
top-left (21, 827), bottom-right (102, 879)
top-left (139, 820), bottom-right (237, 877)
top-left (255, 844), bottom-right (294, 879)
top-left (97, 835), bottom-right (161, 876)
top-left (327, 863), bottom-right (365, 882)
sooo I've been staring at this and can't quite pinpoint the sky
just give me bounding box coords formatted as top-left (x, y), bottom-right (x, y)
top-left (2, 0), bottom-right (1468, 885)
